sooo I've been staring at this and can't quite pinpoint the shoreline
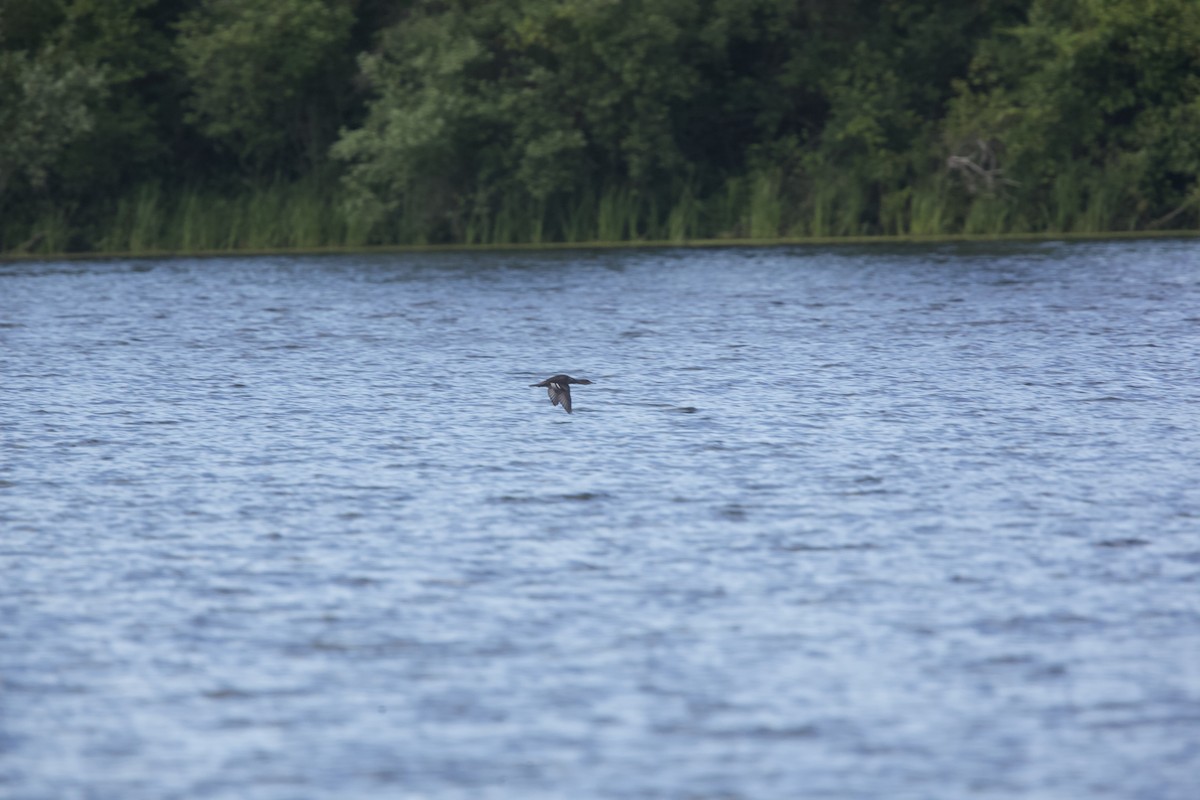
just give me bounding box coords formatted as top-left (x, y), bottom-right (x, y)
top-left (2, 227), bottom-right (1197, 263)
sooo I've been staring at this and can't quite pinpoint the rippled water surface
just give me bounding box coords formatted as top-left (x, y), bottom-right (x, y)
top-left (3, 241), bottom-right (1200, 799)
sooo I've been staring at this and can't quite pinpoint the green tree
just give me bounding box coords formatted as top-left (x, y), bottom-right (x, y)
top-left (333, 0), bottom-right (1035, 241)
top-left (175, 0), bottom-right (356, 172)
top-left (49, 0), bottom-right (190, 194)
top-left (1, 0), bottom-right (67, 51)
top-left (946, 0), bottom-right (1200, 230)
top-left (0, 47), bottom-right (105, 201)
top-left (334, 1), bottom-right (689, 238)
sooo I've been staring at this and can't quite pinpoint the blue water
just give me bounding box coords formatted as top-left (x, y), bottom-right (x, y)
top-left (3, 241), bottom-right (1199, 799)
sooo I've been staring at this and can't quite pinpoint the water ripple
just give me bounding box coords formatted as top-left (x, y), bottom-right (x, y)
top-left (2, 240), bottom-right (1199, 799)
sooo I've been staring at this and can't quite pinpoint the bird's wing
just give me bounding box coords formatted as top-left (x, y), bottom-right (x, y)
top-left (547, 383), bottom-right (572, 412)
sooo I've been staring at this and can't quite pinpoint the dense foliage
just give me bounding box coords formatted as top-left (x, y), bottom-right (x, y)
top-left (1, 0), bottom-right (1198, 252)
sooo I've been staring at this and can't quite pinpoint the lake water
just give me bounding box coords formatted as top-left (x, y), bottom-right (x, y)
top-left (3, 240), bottom-right (1199, 799)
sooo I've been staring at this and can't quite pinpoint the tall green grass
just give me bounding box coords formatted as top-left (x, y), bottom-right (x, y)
top-left (665, 182), bottom-right (699, 242)
top-left (1036, 160), bottom-right (1139, 234)
top-left (802, 172), bottom-right (870, 237)
top-left (745, 171), bottom-right (783, 238)
top-left (909, 181), bottom-right (956, 236)
top-left (877, 178), bottom-right (956, 236)
top-left (89, 177), bottom-right (363, 254)
top-left (4, 164), bottom-right (1195, 256)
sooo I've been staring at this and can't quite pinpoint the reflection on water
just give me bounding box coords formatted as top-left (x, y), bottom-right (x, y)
top-left (3, 241), bottom-right (1199, 799)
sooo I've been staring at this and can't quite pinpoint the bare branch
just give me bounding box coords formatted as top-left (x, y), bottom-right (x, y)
top-left (946, 138), bottom-right (1017, 194)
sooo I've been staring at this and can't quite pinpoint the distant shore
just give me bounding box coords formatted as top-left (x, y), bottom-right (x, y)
top-left (3, 228), bottom-right (1197, 264)
top-left (6, 2), bottom-right (1198, 267)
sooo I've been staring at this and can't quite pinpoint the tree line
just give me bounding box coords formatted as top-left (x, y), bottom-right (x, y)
top-left (2, 0), bottom-right (1198, 253)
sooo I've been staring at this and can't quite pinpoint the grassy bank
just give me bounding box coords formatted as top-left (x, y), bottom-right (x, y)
top-left (5, 228), bottom-right (1198, 264)
top-left (3, 170), bottom-right (1197, 257)
top-left (3, 178), bottom-right (370, 255)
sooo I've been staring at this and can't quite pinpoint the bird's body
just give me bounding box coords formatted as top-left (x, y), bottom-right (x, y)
top-left (531, 374), bottom-right (593, 413)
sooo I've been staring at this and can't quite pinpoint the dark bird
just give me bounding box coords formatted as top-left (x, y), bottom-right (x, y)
top-left (530, 374), bottom-right (593, 413)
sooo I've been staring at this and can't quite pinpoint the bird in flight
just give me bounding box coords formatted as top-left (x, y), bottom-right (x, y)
top-left (530, 374), bottom-right (593, 413)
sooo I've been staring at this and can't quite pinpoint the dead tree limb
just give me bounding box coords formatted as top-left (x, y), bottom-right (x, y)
top-left (1146, 196), bottom-right (1197, 230)
top-left (947, 138), bottom-right (1017, 194)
